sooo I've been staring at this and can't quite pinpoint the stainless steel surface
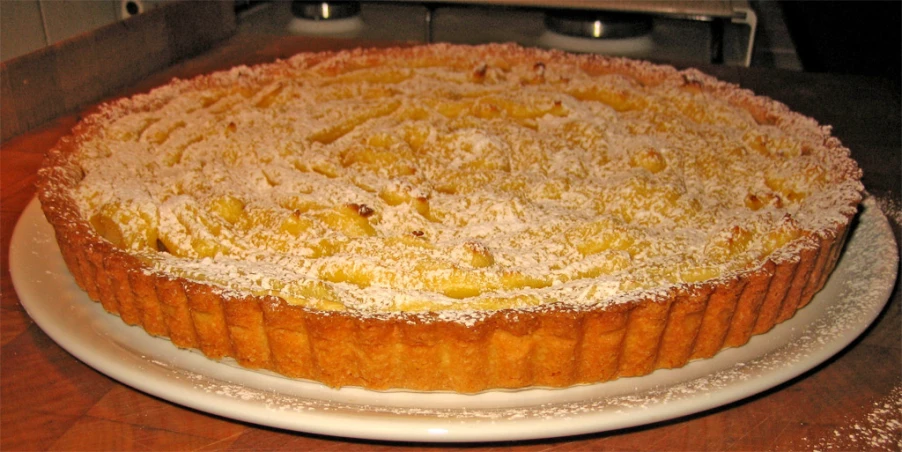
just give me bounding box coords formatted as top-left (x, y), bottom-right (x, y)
top-left (416, 1), bottom-right (745, 18)
top-left (237, 0), bottom-right (766, 67)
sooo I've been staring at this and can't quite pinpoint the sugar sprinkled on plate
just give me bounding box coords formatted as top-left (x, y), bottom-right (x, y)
top-left (166, 198), bottom-right (895, 429)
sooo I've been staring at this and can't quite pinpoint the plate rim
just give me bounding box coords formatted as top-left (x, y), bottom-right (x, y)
top-left (9, 196), bottom-right (898, 442)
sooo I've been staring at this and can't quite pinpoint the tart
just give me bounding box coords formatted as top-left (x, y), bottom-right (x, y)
top-left (37, 44), bottom-right (863, 392)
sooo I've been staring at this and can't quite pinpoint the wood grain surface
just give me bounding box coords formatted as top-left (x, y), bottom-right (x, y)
top-left (0, 1), bottom-right (236, 143)
top-left (2, 35), bottom-right (899, 451)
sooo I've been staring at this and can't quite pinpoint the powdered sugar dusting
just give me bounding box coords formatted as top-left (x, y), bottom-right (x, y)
top-left (805, 384), bottom-right (902, 451)
top-left (875, 193), bottom-right (902, 228)
top-left (49, 43), bottom-right (863, 320)
top-left (152, 199), bottom-right (894, 434)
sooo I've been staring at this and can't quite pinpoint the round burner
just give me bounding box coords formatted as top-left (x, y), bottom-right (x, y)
top-left (539, 10), bottom-right (654, 57)
top-left (544, 11), bottom-right (653, 40)
top-left (291, 2), bottom-right (360, 21)
top-left (288, 1), bottom-right (363, 36)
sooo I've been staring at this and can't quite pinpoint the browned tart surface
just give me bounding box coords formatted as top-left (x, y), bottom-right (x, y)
top-left (37, 44), bottom-right (863, 392)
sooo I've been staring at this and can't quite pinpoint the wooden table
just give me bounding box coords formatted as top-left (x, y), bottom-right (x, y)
top-left (2, 36), bottom-right (900, 451)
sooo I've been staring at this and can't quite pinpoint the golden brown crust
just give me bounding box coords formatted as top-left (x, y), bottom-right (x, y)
top-left (37, 218), bottom-right (852, 391)
top-left (37, 43), bottom-right (862, 393)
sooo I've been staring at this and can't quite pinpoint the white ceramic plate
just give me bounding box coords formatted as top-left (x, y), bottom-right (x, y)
top-left (10, 197), bottom-right (897, 443)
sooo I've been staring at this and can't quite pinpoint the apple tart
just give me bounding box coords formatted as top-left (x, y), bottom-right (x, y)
top-left (37, 44), bottom-right (863, 392)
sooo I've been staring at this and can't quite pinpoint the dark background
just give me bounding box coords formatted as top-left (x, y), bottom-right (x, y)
top-left (780, 1), bottom-right (900, 95)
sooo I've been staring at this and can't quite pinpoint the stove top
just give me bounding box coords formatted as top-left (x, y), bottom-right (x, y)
top-left (237, 1), bottom-right (763, 67)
